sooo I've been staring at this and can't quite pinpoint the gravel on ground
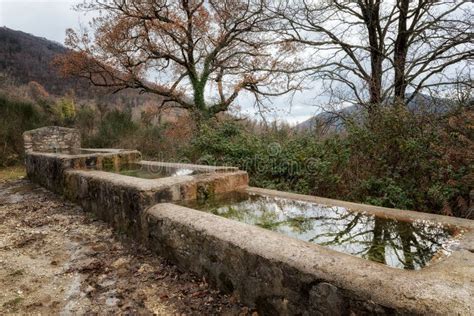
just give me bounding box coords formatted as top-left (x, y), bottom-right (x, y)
top-left (0, 178), bottom-right (254, 315)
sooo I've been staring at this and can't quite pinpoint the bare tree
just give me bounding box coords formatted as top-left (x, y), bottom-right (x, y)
top-left (56, 0), bottom-right (301, 123)
top-left (271, 0), bottom-right (473, 114)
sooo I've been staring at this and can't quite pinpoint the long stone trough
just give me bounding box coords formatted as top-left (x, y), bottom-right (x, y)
top-left (23, 126), bottom-right (474, 315)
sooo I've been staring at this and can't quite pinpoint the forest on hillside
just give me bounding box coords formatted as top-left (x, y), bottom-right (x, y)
top-left (0, 27), bottom-right (185, 122)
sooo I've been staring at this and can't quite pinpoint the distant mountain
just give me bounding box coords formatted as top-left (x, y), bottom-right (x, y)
top-left (0, 26), bottom-right (91, 96)
top-left (296, 94), bottom-right (456, 132)
top-left (0, 27), bottom-right (185, 123)
top-left (296, 104), bottom-right (358, 132)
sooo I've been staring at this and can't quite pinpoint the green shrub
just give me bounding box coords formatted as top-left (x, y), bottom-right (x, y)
top-left (342, 106), bottom-right (472, 217)
top-left (187, 121), bottom-right (348, 195)
top-left (0, 94), bottom-right (45, 166)
top-left (133, 125), bottom-right (167, 158)
top-left (74, 106), bottom-right (97, 142)
top-left (57, 97), bottom-right (76, 124)
top-left (185, 106), bottom-right (472, 218)
top-left (87, 109), bottom-right (138, 148)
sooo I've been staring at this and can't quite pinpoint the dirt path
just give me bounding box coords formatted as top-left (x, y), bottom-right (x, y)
top-left (0, 179), bottom-right (251, 315)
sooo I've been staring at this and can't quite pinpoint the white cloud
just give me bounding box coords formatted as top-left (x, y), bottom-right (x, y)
top-left (0, 0), bottom-right (89, 44)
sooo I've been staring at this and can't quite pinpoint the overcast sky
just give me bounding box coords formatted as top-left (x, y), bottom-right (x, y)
top-left (0, 0), bottom-right (319, 124)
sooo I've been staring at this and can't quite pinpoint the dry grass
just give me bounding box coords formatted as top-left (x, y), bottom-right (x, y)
top-left (0, 165), bottom-right (26, 182)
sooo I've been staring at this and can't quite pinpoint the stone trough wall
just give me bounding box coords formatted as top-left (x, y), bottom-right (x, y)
top-left (23, 126), bottom-right (81, 153)
top-left (25, 150), bottom-right (142, 194)
top-left (145, 203), bottom-right (474, 316)
top-left (63, 168), bottom-right (248, 239)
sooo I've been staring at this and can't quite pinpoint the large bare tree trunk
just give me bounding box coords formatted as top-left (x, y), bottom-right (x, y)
top-left (393, 0), bottom-right (410, 105)
top-left (364, 2), bottom-right (383, 113)
top-left (357, 0), bottom-right (384, 119)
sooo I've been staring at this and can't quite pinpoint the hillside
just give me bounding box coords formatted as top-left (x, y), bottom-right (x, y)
top-left (296, 94), bottom-right (456, 132)
top-left (0, 27), bottom-right (184, 123)
top-left (0, 27), bottom-right (89, 96)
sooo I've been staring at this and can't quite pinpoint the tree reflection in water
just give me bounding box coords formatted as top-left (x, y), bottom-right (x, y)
top-left (181, 191), bottom-right (454, 270)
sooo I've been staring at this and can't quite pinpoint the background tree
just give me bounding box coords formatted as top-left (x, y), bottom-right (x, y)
top-left (272, 0), bottom-right (473, 114)
top-left (56, 0), bottom-right (301, 123)
top-left (28, 81), bottom-right (50, 102)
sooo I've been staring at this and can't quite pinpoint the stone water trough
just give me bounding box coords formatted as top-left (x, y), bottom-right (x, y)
top-left (23, 126), bottom-right (474, 315)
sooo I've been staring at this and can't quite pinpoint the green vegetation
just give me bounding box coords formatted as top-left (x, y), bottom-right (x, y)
top-left (0, 94), bottom-right (45, 166)
top-left (0, 165), bottom-right (26, 181)
top-left (187, 106), bottom-right (472, 218)
top-left (2, 297), bottom-right (23, 311)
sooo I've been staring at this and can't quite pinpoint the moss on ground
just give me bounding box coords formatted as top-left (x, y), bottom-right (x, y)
top-left (0, 165), bottom-right (26, 181)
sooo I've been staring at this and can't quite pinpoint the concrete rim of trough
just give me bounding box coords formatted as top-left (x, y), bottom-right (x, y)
top-left (246, 187), bottom-right (474, 231)
top-left (138, 160), bottom-right (239, 173)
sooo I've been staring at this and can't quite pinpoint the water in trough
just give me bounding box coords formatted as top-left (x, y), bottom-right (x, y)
top-left (180, 191), bottom-right (458, 270)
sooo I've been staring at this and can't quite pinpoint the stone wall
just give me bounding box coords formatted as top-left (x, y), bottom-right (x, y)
top-left (145, 203), bottom-right (474, 315)
top-left (25, 150), bottom-right (142, 194)
top-left (63, 168), bottom-right (249, 240)
top-left (23, 126), bottom-right (81, 153)
top-left (25, 146), bottom-right (248, 241)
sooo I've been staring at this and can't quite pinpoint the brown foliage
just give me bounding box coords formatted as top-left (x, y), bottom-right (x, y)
top-left (28, 81), bottom-right (49, 101)
top-left (56, 0), bottom-right (302, 121)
